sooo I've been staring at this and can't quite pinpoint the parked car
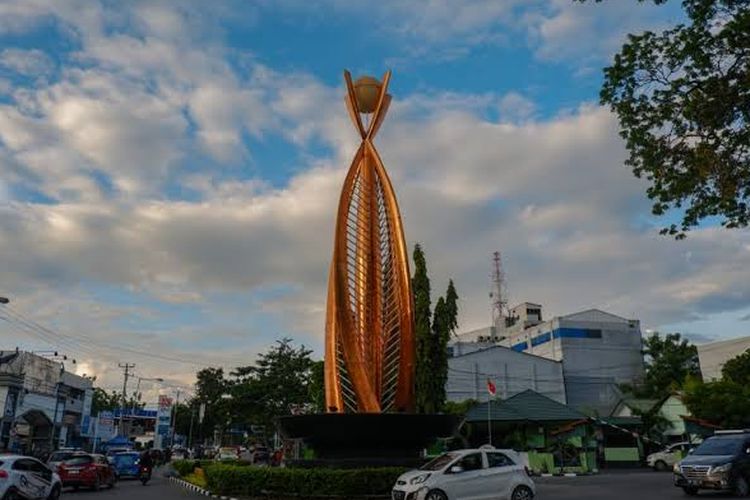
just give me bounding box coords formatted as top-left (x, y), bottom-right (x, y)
top-left (216, 446), bottom-right (240, 461)
top-left (171, 448), bottom-right (188, 460)
top-left (46, 449), bottom-right (85, 471)
top-left (0, 455), bottom-right (62, 500)
top-left (392, 448), bottom-right (535, 500)
top-left (647, 441), bottom-right (696, 471)
top-left (58, 453), bottom-right (117, 491)
top-left (673, 429), bottom-right (750, 496)
top-left (110, 451), bottom-right (142, 479)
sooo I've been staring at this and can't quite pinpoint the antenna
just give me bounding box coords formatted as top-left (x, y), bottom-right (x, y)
top-left (490, 251), bottom-right (507, 335)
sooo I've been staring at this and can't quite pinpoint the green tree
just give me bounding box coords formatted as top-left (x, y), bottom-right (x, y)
top-left (91, 388), bottom-right (121, 414)
top-left (194, 367), bottom-right (228, 443)
top-left (431, 297), bottom-right (450, 412)
top-left (412, 244), bottom-right (433, 413)
top-left (683, 376), bottom-right (750, 428)
top-left (584, 0), bottom-right (750, 237)
top-left (445, 279), bottom-right (459, 334)
top-left (91, 387), bottom-right (143, 415)
top-left (721, 348), bottom-right (750, 385)
top-left (308, 360), bottom-right (325, 413)
top-left (630, 332), bottom-right (700, 397)
top-left (229, 338), bottom-right (316, 427)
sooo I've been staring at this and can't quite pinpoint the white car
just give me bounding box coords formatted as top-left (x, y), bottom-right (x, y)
top-left (392, 448), bottom-right (535, 500)
top-left (0, 455), bottom-right (62, 500)
top-left (646, 441), bottom-right (696, 471)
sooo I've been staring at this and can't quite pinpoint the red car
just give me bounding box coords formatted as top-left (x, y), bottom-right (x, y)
top-left (57, 453), bottom-right (117, 491)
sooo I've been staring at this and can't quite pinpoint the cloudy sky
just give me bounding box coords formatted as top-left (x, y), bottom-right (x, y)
top-left (0, 0), bottom-right (747, 394)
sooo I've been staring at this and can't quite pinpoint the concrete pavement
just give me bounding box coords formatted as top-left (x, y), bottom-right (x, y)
top-left (61, 472), bottom-right (206, 499)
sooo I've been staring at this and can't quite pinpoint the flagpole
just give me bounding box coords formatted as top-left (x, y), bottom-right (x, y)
top-left (487, 395), bottom-right (492, 446)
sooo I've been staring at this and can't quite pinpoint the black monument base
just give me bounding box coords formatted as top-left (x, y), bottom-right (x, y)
top-left (277, 413), bottom-right (459, 468)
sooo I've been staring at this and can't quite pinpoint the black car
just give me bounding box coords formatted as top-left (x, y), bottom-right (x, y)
top-left (673, 430), bottom-right (750, 496)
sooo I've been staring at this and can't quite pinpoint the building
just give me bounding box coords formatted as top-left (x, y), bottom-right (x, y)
top-left (463, 390), bottom-right (596, 474)
top-left (447, 345), bottom-right (566, 404)
top-left (697, 335), bottom-right (750, 381)
top-left (0, 350), bottom-right (93, 455)
top-left (449, 305), bottom-right (645, 415)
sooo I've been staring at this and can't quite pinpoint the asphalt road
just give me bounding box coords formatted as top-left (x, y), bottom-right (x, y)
top-left (59, 469), bottom-right (739, 499)
top-left (60, 472), bottom-right (204, 499)
top-left (536, 470), bottom-right (738, 499)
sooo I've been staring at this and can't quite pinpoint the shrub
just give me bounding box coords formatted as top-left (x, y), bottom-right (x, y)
top-left (173, 459), bottom-right (252, 477)
top-left (172, 460), bottom-right (198, 477)
top-left (204, 464), bottom-right (407, 497)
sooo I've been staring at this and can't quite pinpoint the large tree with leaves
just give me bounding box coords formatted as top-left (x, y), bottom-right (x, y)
top-left (229, 338), bottom-right (316, 427)
top-left (583, 0), bottom-right (750, 237)
top-left (413, 244), bottom-right (433, 413)
top-left (626, 332), bottom-right (700, 397)
top-left (721, 348), bottom-right (750, 385)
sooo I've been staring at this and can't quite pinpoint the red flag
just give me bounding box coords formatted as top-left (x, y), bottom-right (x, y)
top-left (487, 378), bottom-right (496, 396)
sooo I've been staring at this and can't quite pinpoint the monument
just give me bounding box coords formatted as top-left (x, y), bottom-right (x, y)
top-left (325, 70), bottom-right (415, 414)
top-left (279, 70), bottom-right (456, 467)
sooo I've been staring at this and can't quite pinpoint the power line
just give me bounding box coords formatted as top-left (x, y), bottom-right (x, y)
top-left (0, 305), bottom-right (249, 368)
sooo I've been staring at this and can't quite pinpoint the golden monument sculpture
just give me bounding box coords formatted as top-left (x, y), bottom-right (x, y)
top-left (324, 70), bottom-right (415, 414)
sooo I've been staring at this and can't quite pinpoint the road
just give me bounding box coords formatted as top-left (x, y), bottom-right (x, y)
top-left (61, 473), bottom-right (205, 500)
top-left (60, 469), bottom-right (737, 499)
top-left (536, 470), bottom-right (736, 499)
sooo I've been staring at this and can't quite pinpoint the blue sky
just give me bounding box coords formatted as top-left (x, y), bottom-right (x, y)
top-left (0, 0), bottom-right (747, 389)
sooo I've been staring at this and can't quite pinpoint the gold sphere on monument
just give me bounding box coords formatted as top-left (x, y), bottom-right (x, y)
top-left (353, 75), bottom-right (382, 113)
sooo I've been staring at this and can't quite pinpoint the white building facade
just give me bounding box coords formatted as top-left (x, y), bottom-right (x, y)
top-left (697, 335), bottom-right (750, 381)
top-left (0, 350), bottom-right (93, 455)
top-left (448, 306), bottom-right (645, 414)
top-left (447, 345), bottom-right (566, 404)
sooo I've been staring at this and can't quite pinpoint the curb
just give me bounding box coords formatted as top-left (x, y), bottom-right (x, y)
top-left (169, 476), bottom-right (239, 500)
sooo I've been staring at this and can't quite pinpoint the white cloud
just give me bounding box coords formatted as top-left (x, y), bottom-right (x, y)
top-left (0, 0), bottom-right (742, 389)
top-left (0, 48), bottom-right (53, 76)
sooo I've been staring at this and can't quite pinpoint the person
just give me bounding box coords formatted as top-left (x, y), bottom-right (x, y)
top-left (139, 448), bottom-right (154, 475)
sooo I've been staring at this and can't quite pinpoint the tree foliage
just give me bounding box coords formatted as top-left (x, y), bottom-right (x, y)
top-left (721, 348), bottom-right (750, 385)
top-left (629, 332), bottom-right (700, 397)
top-left (91, 387), bottom-right (143, 415)
top-left (683, 376), bottom-right (750, 428)
top-left (229, 338), bottom-right (315, 427)
top-left (588, 0), bottom-right (750, 237)
top-left (413, 244), bottom-right (433, 413)
top-left (412, 245), bottom-right (460, 414)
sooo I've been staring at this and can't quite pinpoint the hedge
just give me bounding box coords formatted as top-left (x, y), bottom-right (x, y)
top-left (172, 459), bottom-right (251, 476)
top-left (203, 464), bottom-right (406, 497)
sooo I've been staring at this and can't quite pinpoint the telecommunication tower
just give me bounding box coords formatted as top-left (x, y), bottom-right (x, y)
top-left (489, 251), bottom-right (507, 337)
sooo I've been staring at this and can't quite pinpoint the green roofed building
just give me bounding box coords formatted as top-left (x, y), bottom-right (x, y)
top-left (462, 390), bottom-right (597, 474)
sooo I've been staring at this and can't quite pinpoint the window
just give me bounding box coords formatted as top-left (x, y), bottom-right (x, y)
top-left (12, 459), bottom-right (32, 471)
top-left (420, 453), bottom-right (459, 471)
top-left (486, 452), bottom-right (514, 468)
top-left (552, 328), bottom-right (602, 339)
top-left (63, 456), bottom-right (93, 466)
top-left (511, 341), bottom-right (528, 352)
top-left (456, 453), bottom-right (483, 472)
top-left (531, 332), bottom-right (551, 347)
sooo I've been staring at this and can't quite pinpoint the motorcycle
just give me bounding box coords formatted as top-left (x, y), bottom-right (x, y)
top-left (139, 465), bottom-right (151, 485)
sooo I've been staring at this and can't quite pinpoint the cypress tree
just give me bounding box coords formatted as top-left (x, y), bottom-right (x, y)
top-left (432, 296), bottom-right (450, 412)
top-left (445, 279), bottom-right (459, 334)
top-left (412, 244), bottom-right (432, 413)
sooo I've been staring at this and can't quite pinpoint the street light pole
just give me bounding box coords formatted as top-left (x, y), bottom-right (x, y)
top-left (170, 389), bottom-right (181, 448)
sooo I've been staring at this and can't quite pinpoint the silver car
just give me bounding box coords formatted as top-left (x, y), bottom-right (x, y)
top-left (0, 455), bottom-right (62, 499)
top-left (392, 448), bottom-right (535, 500)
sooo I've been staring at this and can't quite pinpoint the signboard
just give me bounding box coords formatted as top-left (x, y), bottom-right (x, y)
top-left (98, 411), bottom-right (115, 439)
top-left (155, 395), bottom-right (173, 449)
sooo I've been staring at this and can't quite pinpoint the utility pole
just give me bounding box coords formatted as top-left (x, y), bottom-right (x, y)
top-left (118, 363), bottom-right (135, 436)
top-left (170, 389), bottom-right (181, 448)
